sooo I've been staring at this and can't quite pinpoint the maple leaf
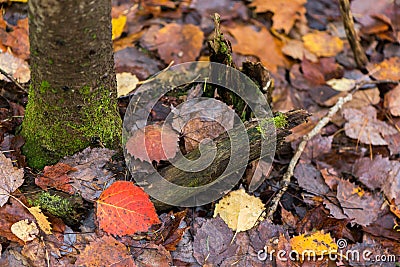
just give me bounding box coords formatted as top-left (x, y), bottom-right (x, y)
top-left (213, 188), bottom-right (265, 232)
top-left (96, 181), bottom-right (160, 235)
top-left (126, 124), bottom-right (179, 163)
top-left (0, 153), bottom-right (24, 207)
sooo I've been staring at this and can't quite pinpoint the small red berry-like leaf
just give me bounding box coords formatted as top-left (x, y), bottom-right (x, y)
top-left (96, 181), bottom-right (160, 236)
top-left (126, 124), bottom-right (178, 163)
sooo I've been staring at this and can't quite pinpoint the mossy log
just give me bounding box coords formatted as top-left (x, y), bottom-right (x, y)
top-left (154, 109), bottom-right (309, 210)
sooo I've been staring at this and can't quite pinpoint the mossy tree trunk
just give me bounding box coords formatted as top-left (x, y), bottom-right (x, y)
top-left (22, 0), bottom-right (122, 169)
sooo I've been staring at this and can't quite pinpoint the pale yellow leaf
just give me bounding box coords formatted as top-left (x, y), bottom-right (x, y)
top-left (112, 15), bottom-right (127, 40)
top-left (326, 78), bottom-right (356, 91)
top-left (11, 219), bottom-right (39, 242)
top-left (303, 31), bottom-right (344, 57)
top-left (213, 188), bottom-right (265, 232)
top-left (116, 72), bottom-right (139, 97)
top-left (27, 206), bottom-right (52, 234)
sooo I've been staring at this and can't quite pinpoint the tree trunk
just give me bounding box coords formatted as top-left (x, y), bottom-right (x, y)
top-left (22, 0), bottom-right (121, 169)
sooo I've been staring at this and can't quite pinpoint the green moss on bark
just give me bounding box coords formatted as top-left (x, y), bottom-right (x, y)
top-left (22, 81), bottom-right (121, 169)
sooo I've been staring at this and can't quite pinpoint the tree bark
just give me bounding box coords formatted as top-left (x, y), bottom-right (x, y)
top-left (22, 0), bottom-right (121, 169)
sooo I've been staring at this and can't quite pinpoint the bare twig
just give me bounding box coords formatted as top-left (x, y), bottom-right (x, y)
top-left (338, 0), bottom-right (368, 69)
top-left (0, 67), bottom-right (28, 93)
top-left (266, 79), bottom-right (400, 220)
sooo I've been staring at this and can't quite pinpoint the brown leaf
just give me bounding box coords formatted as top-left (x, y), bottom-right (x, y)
top-left (60, 147), bottom-right (116, 201)
top-left (75, 235), bottom-right (136, 267)
top-left (0, 153), bottom-right (24, 207)
top-left (135, 243), bottom-right (172, 267)
top-left (342, 106), bottom-right (397, 145)
top-left (156, 210), bottom-right (188, 251)
top-left (126, 124), bottom-right (179, 163)
top-left (2, 18), bottom-right (29, 60)
top-left (249, 0), bottom-right (307, 33)
top-left (192, 217), bottom-right (234, 266)
top-left (155, 23), bottom-right (204, 64)
top-left (384, 84), bottom-right (400, 116)
top-left (281, 39), bottom-right (318, 62)
top-left (336, 179), bottom-right (384, 226)
top-left (228, 24), bottom-right (288, 73)
top-left (352, 155), bottom-right (390, 190)
top-left (35, 163), bottom-right (76, 194)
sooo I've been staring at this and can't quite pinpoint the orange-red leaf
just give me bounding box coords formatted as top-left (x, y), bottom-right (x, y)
top-left (126, 124), bottom-right (179, 163)
top-left (96, 181), bottom-right (160, 235)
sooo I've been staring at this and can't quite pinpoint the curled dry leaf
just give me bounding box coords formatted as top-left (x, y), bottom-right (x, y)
top-left (213, 188), bottom-right (265, 232)
top-left (367, 57), bottom-right (400, 80)
top-left (126, 124), bottom-right (179, 163)
top-left (96, 181), bottom-right (160, 236)
top-left (11, 219), bottom-right (39, 242)
top-left (0, 153), bottom-right (24, 207)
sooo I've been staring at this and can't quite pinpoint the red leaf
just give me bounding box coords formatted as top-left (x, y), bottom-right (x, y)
top-left (126, 124), bottom-right (178, 163)
top-left (96, 181), bottom-right (160, 235)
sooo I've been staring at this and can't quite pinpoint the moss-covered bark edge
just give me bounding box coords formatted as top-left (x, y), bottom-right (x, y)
top-left (21, 81), bottom-right (122, 169)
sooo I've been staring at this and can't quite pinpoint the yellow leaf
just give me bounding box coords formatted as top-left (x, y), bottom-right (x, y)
top-left (290, 231), bottom-right (338, 260)
top-left (112, 15), bottom-right (127, 40)
top-left (326, 78), bottom-right (356, 92)
top-left (10, 0), bottom-right (28, 2)
top-left (11, 219), bottom-right (39, 242)
top-left (303, 31), bottom-right (344, 57)
top-left (213, 188), bottom-right (265, 232)
top-left (28, 206), bottom-right (52, 234)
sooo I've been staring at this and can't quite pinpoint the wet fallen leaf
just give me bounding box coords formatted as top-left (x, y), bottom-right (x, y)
top-left (303, 31), bottom-right (344, 57)
top-left (249, 0), bottom-right (307, 33)
top-left (35, 163), bottom-right (76, 194)
top-left (342, 106), bottom-right (397, 145)
top-left (384, 85), bottom-right (400, 116)
top-left (2, 18), bottom-right (29, 60)
top-left (0, 153), bottom-right (24, 207)
top-left (213, 188), bottom-right (265, 232)
top-left (11, 219), bottom-right (39, 242)
top-left (126, 124), bottom-right (179, 163)
top-left (75, 235), bottom-right (136, 267)
top-left (96, 181), bottom-right (160, 235)
top-left (228, 24), bottom-right (288, 73)
top-left (352, 155), bottom-right (390, 191)
top-left (156, 210), bottom-right (189, 251)
top-left (155, 23), bottom-right (204, 64)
